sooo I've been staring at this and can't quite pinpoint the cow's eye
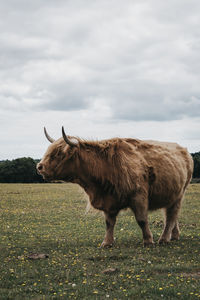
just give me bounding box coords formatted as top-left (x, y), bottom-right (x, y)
top-left (50, 154), bottom-right (55, 160)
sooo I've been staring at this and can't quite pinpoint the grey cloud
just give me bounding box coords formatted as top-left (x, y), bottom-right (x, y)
top-left (111, 95), bottom-right (200, 122)
top-left (1, 0), bottom-right (200, 121)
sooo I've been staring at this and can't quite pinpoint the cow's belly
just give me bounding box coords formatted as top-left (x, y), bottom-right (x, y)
top-left (88, 191), bottom-right (128, 214)
top-left (148, 195), bottom-right (172, 210)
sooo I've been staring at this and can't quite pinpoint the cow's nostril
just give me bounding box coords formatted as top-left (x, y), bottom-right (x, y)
top-left (37, 163), bottom-right (43, 171)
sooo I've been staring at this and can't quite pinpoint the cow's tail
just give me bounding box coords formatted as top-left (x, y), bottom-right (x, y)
top-left (85, 199), bottom-right (91, 214)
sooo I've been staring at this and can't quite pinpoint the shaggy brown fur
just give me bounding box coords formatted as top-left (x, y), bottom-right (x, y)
top-left (37, 134), bottom-right (193, 247)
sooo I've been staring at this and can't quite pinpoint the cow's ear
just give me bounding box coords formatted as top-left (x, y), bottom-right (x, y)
top-left (67, 137), bottom-right (79, 146)
top-left (63, 142), bottom-right (78, 157)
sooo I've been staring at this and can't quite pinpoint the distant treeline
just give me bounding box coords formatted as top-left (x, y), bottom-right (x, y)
top-left (0, 153), bottom-right (200, 183)
top-left (0, 158), bottom-right (44, 183)
top-left (191, 152), bottom-right (200, 179)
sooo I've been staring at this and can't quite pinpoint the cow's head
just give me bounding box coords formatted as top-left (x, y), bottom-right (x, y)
top-left (37, 127), bottom-right (79, 181)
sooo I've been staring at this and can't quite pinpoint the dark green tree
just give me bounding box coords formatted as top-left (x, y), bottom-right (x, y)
top-left (0, 157), bottom-right (44, 183)
top-left (191, 152), bottom-right (200, 178)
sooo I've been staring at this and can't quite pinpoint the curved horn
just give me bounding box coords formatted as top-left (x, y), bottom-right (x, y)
top-left (44, 127), bottom-right (55, 143)
top-left (62, 126), bottom-right (78, 147)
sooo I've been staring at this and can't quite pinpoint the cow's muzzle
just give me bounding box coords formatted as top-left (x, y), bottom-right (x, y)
top-left (37, 163), bottom-right (43, 173)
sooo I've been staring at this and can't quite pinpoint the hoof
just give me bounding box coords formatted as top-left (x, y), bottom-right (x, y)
top-left (158, 238), bottom-right (170, 244)
top-left (144, 241), bottom-right (154, 247)
top-left (171, 236), bottom-right (180, 241)
top-left (100, 241), bottom-right (114, 248)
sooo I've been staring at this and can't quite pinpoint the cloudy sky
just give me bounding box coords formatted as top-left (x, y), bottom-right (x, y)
top-left (0, 0), bottom-right (200, 159)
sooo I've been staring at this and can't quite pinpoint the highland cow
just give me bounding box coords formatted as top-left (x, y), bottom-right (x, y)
top-left (37, 127), bottom-right (193, 247)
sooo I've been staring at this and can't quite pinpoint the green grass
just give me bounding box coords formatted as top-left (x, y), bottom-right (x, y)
top-left (0, 183), bottom-right (200, 299)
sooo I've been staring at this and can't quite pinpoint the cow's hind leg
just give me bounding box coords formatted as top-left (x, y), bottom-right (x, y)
top-left (171, 221), bottom-right (180, 241)
top-left (159, 199), bottom-right (182, 244)
top-left (131, 195), bottom-right (154, 246)
top-left (101, 212), bottom-right (117, 248)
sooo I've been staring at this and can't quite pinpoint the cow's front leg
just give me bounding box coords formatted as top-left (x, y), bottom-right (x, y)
top-left (101, 212), bottom-right (117, 248)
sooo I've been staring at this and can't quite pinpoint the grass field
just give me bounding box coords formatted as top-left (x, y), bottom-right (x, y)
top-left (0, 183), bottom-right (200, 299)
